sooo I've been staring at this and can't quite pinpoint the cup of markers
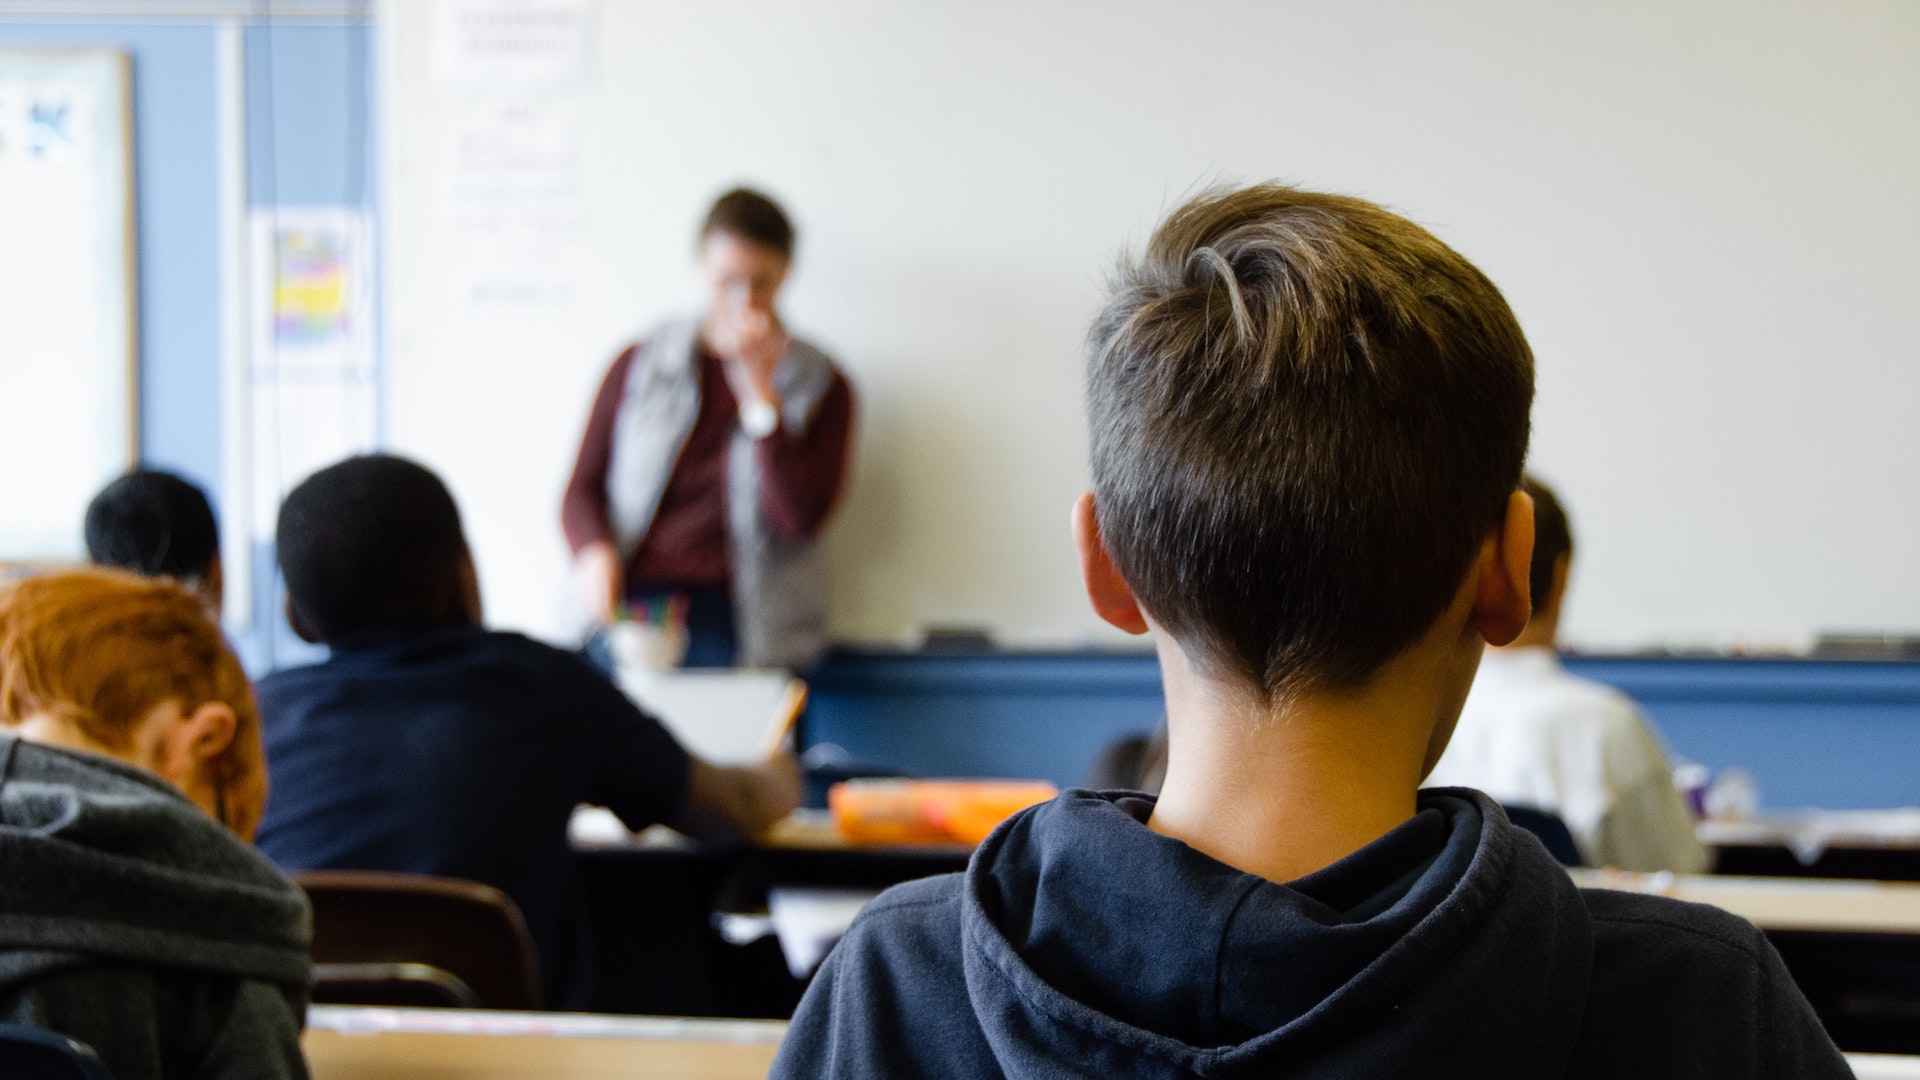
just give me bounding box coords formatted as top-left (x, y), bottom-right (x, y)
top-left (605, 592), bottom-right (692, 671)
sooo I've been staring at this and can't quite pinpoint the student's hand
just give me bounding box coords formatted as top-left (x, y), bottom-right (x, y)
top-left (575, 540), bottom-right (624, 625)
top-left (682, 755), bottom-right (803, 839)
top-left (744, 750), bottom-right (805, 829)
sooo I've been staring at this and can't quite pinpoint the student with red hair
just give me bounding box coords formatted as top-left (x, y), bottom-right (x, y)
top-left (0, 569), bottom-right (310, 1080)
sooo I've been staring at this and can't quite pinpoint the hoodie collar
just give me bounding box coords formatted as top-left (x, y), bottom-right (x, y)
top-left (0, 736), bottom-right (310, 989)
top-left (960, 788), bottom-right (1593, 1077)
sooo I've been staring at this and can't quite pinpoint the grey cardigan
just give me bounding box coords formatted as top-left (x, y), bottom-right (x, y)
top-left (607, 317), bottom-right (839, 669)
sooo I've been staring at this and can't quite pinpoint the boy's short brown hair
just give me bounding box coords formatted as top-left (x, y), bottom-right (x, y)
top-left (1086, 184), bottom-right (1533, 697)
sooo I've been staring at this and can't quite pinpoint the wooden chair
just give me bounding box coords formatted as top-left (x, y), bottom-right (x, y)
top-left (295, 870), bottom-right (542, 1011)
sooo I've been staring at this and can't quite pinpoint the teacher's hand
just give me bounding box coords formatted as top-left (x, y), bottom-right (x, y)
top-left (718, 308), bottom-right (789, 411)
top-left (575, 540), bottom-right (624, 626)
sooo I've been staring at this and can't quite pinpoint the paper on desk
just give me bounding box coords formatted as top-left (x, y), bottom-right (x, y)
top-left (567, 805), bottom-right (629, 844)
top-left (615, 669), bottom-right (794, 764)
top-left (566, 806), bottom-right (691, 850)
top-left (768, 886), bottom-right (880, 979)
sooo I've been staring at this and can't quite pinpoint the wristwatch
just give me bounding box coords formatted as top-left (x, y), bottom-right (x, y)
top-left (739, 397), bottom-right (779, 439)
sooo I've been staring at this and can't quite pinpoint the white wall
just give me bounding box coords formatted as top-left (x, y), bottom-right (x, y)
top-left (379, 0), bottom-right (1920, 652)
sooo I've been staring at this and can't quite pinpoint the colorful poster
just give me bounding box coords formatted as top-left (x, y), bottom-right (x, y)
top-left (272, 225), bottom-right (352, 347)
top-left (248, 208), bottom-right (377, 540)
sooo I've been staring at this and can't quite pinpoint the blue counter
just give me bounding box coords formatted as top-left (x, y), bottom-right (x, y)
top-left (802, 649), bottom-right (1920, 811)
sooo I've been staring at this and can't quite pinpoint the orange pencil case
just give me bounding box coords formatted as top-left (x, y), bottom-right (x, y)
top-left (828, 779), bottom-right (1059, 845)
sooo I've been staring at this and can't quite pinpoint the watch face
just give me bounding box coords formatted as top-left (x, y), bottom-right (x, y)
top-left (741, 398), bottom-right (778, 438)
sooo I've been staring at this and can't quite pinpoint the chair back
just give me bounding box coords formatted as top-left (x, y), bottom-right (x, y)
top-left (295, 870), bottom-right (542, 1010)
top-left (0, 1024), bottom-right (114, 1080)
top-left (1502, 804), bottom-right (1585, 867)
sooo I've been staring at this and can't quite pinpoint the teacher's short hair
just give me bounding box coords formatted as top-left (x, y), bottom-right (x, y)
top-left (277, 455), bottom-right (470, 642)
top-left (700, 187), bottom-right (795, 259)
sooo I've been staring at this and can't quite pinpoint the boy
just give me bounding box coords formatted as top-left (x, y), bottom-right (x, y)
top-left (84, 469), bottom-right (224, 619)
top-left (1, 570), bottom-right (309, 1080)
top-left (1427, 475), bottom-right (1708, 872)
top-left (772, 186), bottom-right (1844, 1076)
top-left (254, 455), bottom-right (799, 1006)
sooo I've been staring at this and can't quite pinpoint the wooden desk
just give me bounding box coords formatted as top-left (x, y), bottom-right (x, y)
top-left (572, 808), bottom-right (972, 897)
top-left (1852, 1054), bottom-right (1920, 1079)
top-left (1575, 870), bottom-right (1920, 1053)
top-left (1702, 813), bottom-right (1920, 882)
top-left (572, 807), bottom-right (973, 857)
top-left (569, 810), bottom-right (969, 1017)
top-left (1571, 870), bottom-right (1920, 933)
top-left (303, 1007), bottom-right (782, 1080)
top-left (303, 1007), bottom-right (1917, 1078)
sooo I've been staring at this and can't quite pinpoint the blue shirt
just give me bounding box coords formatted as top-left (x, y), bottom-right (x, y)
top-left (254, 624), bottom-right (690, 995)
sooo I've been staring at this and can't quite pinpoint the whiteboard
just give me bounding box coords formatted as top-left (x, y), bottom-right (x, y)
top-left (379, 1), bottom-right (1920, 653)
top-left (0, 48), bottom-right (135, 562)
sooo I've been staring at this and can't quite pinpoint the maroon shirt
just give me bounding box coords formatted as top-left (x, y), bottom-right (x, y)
top-left (561, 339), bottom-right (855, 589)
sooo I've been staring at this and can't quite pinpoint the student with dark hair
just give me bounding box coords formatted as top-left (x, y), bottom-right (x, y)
top-left (772, 186), bottom-right (1845, 1077)
top-left (1426, 475), bottom-right (1708, 872)
top-left (0, 569), bottom-right (309, 1080)
top-left (562, 186), bottom-right (856, 669)
top-left (84, 469), bottom-right (223, 617)
top-left (255, 454), bottom-right (801, 1006)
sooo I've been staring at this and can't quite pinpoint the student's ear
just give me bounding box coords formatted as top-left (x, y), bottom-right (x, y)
top-left (1542, 551), bottom-right (1572, 621)
top-left (1473, 489), bottom-right (1535, 646)
top-left (285, 597), bottom-right (323, 644)
top-left (456, 551), bottom-right (484, 626)
top-left (1072, 492), bottom-right (1149, 635)
top-left (200, 554), bottom-right (225, 618)
top-left (153, 701), bottom-right (238, 787)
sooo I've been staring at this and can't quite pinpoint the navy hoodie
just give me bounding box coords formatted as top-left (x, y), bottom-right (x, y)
top-left (773, 788), bottom-right (1848, 1078)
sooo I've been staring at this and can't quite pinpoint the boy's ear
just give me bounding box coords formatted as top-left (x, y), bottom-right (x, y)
top-left (285, 596), bottom-right (322, 644)
top-left (1072, 492), bottom-right (1149, 635)
top-left (456, 550), bottom-right (485, 626)
top-left (1474, 489), bottom-right (1535, 646)
top-left (153, 701), bottom-right (238, 785)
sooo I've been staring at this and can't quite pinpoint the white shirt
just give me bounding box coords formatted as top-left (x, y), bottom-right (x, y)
top-left (1426, 646), bottom-right (1709, 873)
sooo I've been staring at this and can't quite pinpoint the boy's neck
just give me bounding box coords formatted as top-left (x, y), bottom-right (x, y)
top-left (1146, 624), bottom-right (1479, 885)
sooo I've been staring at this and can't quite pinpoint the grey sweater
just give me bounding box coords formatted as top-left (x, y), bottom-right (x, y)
top-left (0, 735), bottom-right (312, 1079)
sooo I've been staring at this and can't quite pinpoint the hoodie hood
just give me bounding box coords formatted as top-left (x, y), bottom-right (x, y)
top-left (959, 788), bottom-right (1594, 1078)
top-left (0, 735), bottom-right (311, 993)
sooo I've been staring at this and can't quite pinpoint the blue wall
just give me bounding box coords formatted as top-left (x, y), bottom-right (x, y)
top-left (806, 651), bottom-right (1168, 790)
top-left (0, 14), bottom-right (376, 671)
top-left (804, 650), bottom-right (1920, 812)
top-left (245, 22), bottom-right (374, 208)
top-left (1563, 657), bottom-right (1920, 812)
top-left (241, 20), bottom-right (378, 672)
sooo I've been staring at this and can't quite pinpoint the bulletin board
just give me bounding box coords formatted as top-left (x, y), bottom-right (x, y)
top-left (0, 47), bottom-right (136, 563)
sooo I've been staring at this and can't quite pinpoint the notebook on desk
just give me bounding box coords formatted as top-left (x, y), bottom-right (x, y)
top-left (615, 668), bottom-right (799, 764)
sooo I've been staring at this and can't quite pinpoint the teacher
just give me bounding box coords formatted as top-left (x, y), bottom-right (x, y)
top-left (562, 188), bottom-right (855, 670)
